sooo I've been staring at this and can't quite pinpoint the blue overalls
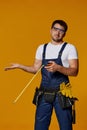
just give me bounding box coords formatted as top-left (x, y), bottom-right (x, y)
top-left (34, 43), bottom-right (72, 130)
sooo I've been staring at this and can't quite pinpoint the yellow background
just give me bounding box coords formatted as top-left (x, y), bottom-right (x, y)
top-left (0, 0), bottom-right (87, 130)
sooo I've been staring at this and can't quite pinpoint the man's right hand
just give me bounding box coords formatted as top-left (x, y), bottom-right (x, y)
top-left (4, 63), bottom-right (20, 71)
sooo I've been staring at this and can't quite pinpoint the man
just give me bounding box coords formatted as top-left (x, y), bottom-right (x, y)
top-left (5, 20), bottom-right (79, 130)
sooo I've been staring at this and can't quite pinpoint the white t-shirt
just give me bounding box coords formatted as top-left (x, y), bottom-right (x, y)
top-left (35, 42), bottom-right (78, 67)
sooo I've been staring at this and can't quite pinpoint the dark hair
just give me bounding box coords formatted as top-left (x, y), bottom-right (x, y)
top-left (51, 20), bottom-right (68, 32)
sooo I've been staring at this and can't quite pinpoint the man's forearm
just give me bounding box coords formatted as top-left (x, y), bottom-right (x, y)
top-left (57, 65), bottom-right (78, 76)
top-left (17, 64), bottom-right (37, 74)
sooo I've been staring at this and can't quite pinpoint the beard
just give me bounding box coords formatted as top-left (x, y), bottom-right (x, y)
top-left (51, 36), bottom-right (63, 42)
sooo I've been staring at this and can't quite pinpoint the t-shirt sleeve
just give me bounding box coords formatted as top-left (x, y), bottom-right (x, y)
top-left (35, 45), bottom-right (44, 60)
top-left (68, 44), bottom-right (78, 59)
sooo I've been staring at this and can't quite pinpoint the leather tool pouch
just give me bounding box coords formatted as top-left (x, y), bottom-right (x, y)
top-left (32, 87), bottom-right (43, 105)
top-left (57, 92), bottom-right (77, 109)
top-left (44, 92), bottom-right (56, 103)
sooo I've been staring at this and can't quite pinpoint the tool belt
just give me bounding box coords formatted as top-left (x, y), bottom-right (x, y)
top-left (32, 87), bottom-right (59, 105)
top-left (32, 83), bottom-right (78, 124)
top-left (32, 84), bottom-right (78, 108)
top-left (33, 83), bottom-right (78, 109)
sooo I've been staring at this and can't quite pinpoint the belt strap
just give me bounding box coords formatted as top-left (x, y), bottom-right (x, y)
top-left (39, 87), bottom-right (60, 93)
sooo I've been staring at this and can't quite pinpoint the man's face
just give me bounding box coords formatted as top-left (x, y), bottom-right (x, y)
top-left (50, 23), bottom-right (66, 42)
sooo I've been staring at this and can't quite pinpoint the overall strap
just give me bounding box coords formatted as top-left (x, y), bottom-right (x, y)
top-left (58, 42), bottom-right (67, 58)
top-left (42, 43), bottom-right (48, 59)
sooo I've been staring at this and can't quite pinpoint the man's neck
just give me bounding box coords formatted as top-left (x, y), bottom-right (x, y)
top-left (51, 40), bottom-right (64, 45)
